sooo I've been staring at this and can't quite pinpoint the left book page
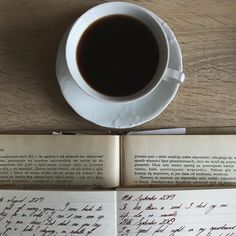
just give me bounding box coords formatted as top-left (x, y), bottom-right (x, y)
top-left (0, 189), bottom-right (116, 236)
top-left (0, 135), bottom-right (120, 188)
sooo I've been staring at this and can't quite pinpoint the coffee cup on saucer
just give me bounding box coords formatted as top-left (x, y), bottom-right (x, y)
top-left (56, 2), bottom-right (185, 128)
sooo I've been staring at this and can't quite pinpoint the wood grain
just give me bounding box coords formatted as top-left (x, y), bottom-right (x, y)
top-left (0, 0), bottom-right (235, 132)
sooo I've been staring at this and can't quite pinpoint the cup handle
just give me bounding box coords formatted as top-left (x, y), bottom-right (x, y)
top-left (163, 68), bottom-right (185, 83)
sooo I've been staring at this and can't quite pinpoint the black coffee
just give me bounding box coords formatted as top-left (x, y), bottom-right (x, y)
top-left (77, 15), bottom-right (159, 97)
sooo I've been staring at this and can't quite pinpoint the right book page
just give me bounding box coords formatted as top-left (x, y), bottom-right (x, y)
top-left (116, 188), bottom-right (236, 236)
top-left (121, 135), bottom-right (236, 186)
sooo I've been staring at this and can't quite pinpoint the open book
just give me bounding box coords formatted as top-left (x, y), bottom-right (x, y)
top-left (0, 135), bottom-right (236, 188)
top-left (0, 188), bottom-right (235, 236)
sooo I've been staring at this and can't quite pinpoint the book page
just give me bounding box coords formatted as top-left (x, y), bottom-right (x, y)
top-left (122, 135), bottom-right (236, 186)
top-left (0, 189), bottom-right (116, 236)
top-left (117, 188), bottom-right (236, 236)
top-left (0, 135), bottom-right (119, 188)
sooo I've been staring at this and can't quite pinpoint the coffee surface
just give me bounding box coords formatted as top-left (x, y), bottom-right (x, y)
top-left (77, 15), bottom-right (159, 97)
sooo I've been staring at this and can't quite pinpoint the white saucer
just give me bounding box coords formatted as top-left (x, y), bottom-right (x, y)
top-left (56, 14), bottom-right (183, 129)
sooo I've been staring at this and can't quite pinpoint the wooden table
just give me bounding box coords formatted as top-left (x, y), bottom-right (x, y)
top-left (0, 0), bottom-right (235, 132)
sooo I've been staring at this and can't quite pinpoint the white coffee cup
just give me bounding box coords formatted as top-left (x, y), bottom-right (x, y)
top-left (65, 2), bottom-right (184, 103)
